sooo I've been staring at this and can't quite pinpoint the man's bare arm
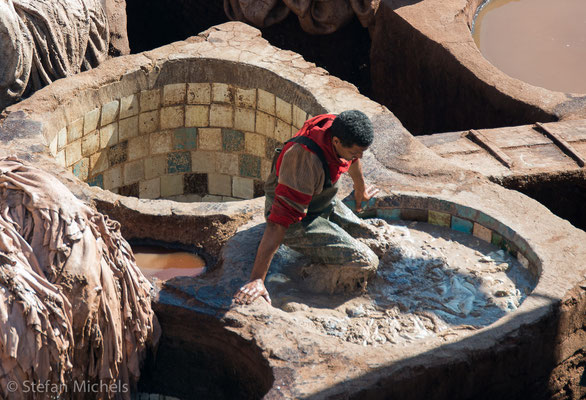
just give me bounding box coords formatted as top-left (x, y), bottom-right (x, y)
top-left (348, 159), bottom-right (379, 212)
top-left (234, 221), bottom-right (287, 305)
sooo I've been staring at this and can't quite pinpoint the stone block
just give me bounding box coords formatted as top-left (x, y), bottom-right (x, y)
top-left (57, 127), bottom-right (67, 150)
top-left (235, 87), bottom-right (256, 108)
top-left (55, 151), bottom-right (65, 167)
top-left (261, 159), bottom-right (272, 180)
top-left (208, 173), bottom-right (232, 196)
top-left (275, 119), bottom-right (292, 142)
top-left (144, 155), bottom-right (167, 179)
top-left (119, 116), bottom-right (139, 141)
top-left (104, 165), bottom-right (122, 190)
top-left (183, 173), bottom-right (208, 195)
top-left (256, 112), bottom-right (275, 136)
top-left (65, 140), bottom-right (82, 166)
top-left (174, 127), bottom-right (197, 150)
top-left (451, 216), bottom-right (473, 234)
top-left (199, 128), bottom-right (222, 151)
top-left (202, 194), bottom-right (222, 202)
top-left (222, 196), bottom-right (240, 202)
top-left (276, 97), bottom-right (292, 124)
top-left (84, 108), bottom-right (100, 134)
top-left (245, 132), bottom-right (265, 157)
top-left (234, 107), bottom-right (255, 132)
top-left (185, 105), bottom-right (209, 127)
top-left (257, 89), bottom-right (275, 114)
top-left (517, 252), bottom-right (529, 269)
top-left (87, 174), bottom-right (104, 189)
top-left (100, 123), bottom-right (119, 148)
top-left (120, 94), bottom-right (139, 119)
top-left (139, 178), bottom-right (161, 199)
top-left (210, 104), bottom-right (233, 128)
top-left (108, 141), bottom-right (128, 166)
top-left (428, 210), bottom-right (451, 227)
top-left (187, 83), bottom-right (211, 104)
top-left (49, 132), bottom-right (58, 156)
top-left (293, 105), bottom-right (307, 129)
top-left (139, 110), bottom-right (159, 134)
top-left (163, 83), bottom-right (187, 106)
top-left (82, 130), bottom-right (100, 156)
top-left (473, 223), bottom-right (492, 243)
top-left (265, 137), bottom-right (281, 158)
top-left (377, 208), bottom-right (401, 221)
top-left (167, 151), bottom-right (191, 173)
top-left (119, 183), bottom-right (139, 198)
top-left (67, 118), bottom-right (84, 143)
top-left (239, 154), bottom-right (261, 178)
top-left (101, 100), bottom-right (119, 126)
top-left (232, 176), bottom-right (254, 199)
top-left (161, 174), bottom-right (184, 197)
top-left (72, 158), bottom-right (89, 181)
top-left (128, 137), bottom-right (149, 160)
top-left (124, 159), bottom-right (144, 185)
top-left (90, 152), bottom-right (108, 174)
top-left (222, 129), bottom-right (244, 152)
top-left (216, 152), bottom-right (239, 175)
top-left (140, 89), bottom-right (161, 112)
top-left (191, 151), bottom-right (216, 173)
top-left (160, 106), bottom-right (184, 130)
top-left (169, 194), bottom-right (203, 203)
top-left (150, 131), bottom-right (173, 155)
top-left (212, 83), bottom-right (233, 103)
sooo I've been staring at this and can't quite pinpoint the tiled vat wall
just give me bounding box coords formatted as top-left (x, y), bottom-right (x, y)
top-left (50, 83), bottom-right (311, 201)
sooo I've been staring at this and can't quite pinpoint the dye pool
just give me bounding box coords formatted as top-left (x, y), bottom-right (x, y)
top-left (473, 0), bottom-right (586, 93)
top-left (132, 245), bottom-right (205, 281)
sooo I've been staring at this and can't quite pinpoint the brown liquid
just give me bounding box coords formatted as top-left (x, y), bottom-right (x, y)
top-left (132, 246), bottom-right (205, 281)
top-left (473, 0), bottom-right (586, 93)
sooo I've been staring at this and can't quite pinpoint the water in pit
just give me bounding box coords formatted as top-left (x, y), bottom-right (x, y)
top-left (472, 0), bottom-right (586, 93)
top-left (132, 245), bottom-right (205, 281)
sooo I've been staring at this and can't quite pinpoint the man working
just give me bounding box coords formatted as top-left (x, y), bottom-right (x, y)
top-left (234, 110), bottom-right (379, 305)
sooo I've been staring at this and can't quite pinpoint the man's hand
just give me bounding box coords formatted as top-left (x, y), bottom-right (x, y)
top-left (234, 278), bottom-right (272, 305)
top-left (354, 184), bottom-right (380, 212)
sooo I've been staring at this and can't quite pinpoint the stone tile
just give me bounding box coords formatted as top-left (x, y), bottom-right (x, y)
top-left (473, 223), bottom-right (492, 243)
top-left (65, 140), bottom-right (82, 166)
top-left (139, 110), bottom-right (159, 134)
top-left (222, 196), bottom-right (239, 202)
top-left (144, 155), bottom-right (167, 179)
top-left (174, 127), bottom-right (197, 150)
top-left (253, 179), bottom-right (265, 197)
top-left (210, 104), bottom-right (233, 128)
top-left (222, 129), bottom-right (244, 152)
top-left (257, 89), bottom-right (275, 114)
top-left (108, 141), bottom-right (128, 166)
top-left (100, 123), bottom-right (119, 148)
top-left (265, 137), bottom-right (281, 158)
top-left (401, 208), bottom-right (428, 222)
top-left (139, 178), bottom-right (161, 199)
top-left (169, 194), bottom-right (203, 203)
top-left (491, 232), bottom-right (504, 248)
top-left (160, 174), bottom-right (184, 197)
top-left (163, 83), bottom-right (187, 106)
top-left (160, 106), bottom-right (184, 130)
top-left (517, 252), bottom-right (529, 269)
top-left (104, 165), bottom-right (122, 190)
top-left (208, 173), bottom-right (231, 196)
top-left (256, 112), bottom-right (275, 136)
top-left (119, 116), bottom-right (139, 141)
top-left (82, 130), bottom-right (100, 156)
top-left (451, 216), bottom-right (473, 234)
top-left (235, 87), bottom-right (256, 108)
top-left (232, 176), bottom-right (254, 199)
top-left (101, 100), bottom-right (119, 126)
top-left (234, 107), bottom-right (255, 132)
top-left (87, 173), bottom-right (104, 189)
top-left (377, 208), bottom-right (401, 220)
top-left (128, 136), bottom-right (149, 160)
top-left (55, 151), bottom-right (65, 167)
top-left (245, 132), bottom-right (265, 157)
top-left (49, 133), bottom-right (58, 156)
top-left (67, 118), bottom-right (84, 143)
top-left (124, 159), bottom-right (144, 185)
top-left (212, 83), bottom-right (233, 103)
top-left (90, 152), bottom-right (108, 174)
top-left (428, 210), bottom-right (451, 227)
top-left (167, 151), bottom-right (191, 173)
top-left (187, 83), bottom-right (211, 104)
top-left (72, 158), bottom-right (89, 181)
top-left (216, 152), bottom-right (239, 175)
top-left (261, 159), bottom-right (272, 180)
top-left (202, 194), bottom-right (222, 202)
top-left (199, 128), bottom-right (222, 151)
top-left (119, 182), bottom-right (139, 198)
top-left (140, 89), bottom-right (161, 112)
top-left (120, 94), bottom-right (139, 119)
top-left (293, 105), bottom-right (306, 129)
top-left (191, 151), bottom-right (216, 173)
top-left (57, 127), bottom-right (67, 150)
top-left (183, 173), bottom-right (208, 195)
top-left (239, 154), bottom-right (261, 178)
top-left (185, 105), bottom-right (209, 127)
top-left (275, 119), bottom-right (291, 142)
top-left (150, 131), bottom-right (173, 155)
top-left (84, 108), bottom-right (100, 134)
top-left (276, 97), bottom-right (292, 124)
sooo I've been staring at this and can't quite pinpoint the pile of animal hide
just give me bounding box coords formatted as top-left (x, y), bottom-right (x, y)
top-left (0, 0), bottom-right (109, 110)
top-left (0, 158), bottom-right (159, 399)
top-left (224, 0), bottom-right (380, 34)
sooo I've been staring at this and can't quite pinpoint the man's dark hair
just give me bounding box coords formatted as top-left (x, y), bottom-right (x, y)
top-left (330, 110), bottom-right (374, 147)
